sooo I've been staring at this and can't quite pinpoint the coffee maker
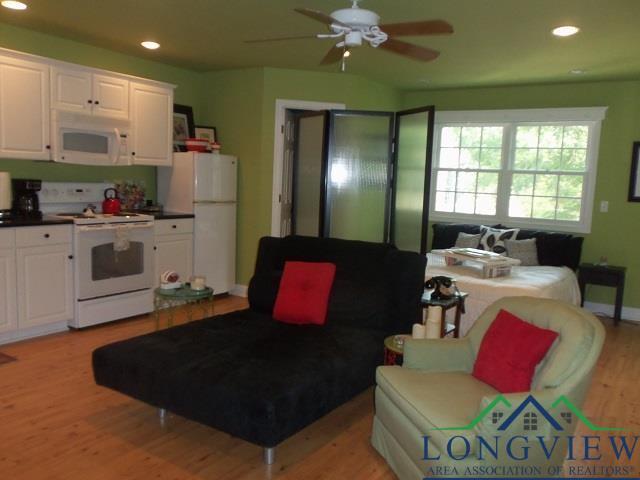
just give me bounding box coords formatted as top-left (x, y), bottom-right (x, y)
top-left (12, 179), bottom-right (42, 218)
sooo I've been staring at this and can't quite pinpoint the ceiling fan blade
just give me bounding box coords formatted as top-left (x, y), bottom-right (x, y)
top-left (320, 46), bottom-right (345, 65)
top-left (245, 34), bottom-right (319, 44)
top-left (379, 20), bottom-right (454, 36)
top-left (378, 38), bottom-right (440, 62)
top-left (294, 8), bottom-right (349, 28)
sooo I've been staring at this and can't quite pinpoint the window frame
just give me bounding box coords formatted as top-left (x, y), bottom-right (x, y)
top-left (430, 107), bottom-right (607, 234)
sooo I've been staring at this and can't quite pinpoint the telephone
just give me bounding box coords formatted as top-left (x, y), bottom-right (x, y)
top-left (425, 275), bottom-right (458, 300)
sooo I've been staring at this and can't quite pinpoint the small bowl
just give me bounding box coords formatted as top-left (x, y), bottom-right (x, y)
top-left (185, 138), bottom-right (209, 152)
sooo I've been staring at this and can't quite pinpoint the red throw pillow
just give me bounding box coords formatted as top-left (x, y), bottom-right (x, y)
top-left (472, 309), bottom-right (559, 393)
top-left (273, 261), bottom-right (337, 325)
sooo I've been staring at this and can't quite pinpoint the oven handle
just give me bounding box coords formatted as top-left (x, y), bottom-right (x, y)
top-left (76, 222), bottom-right (154, 232)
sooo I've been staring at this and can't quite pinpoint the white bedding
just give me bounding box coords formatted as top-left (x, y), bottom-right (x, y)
top-left (426, 254), bottom-right (581, 336)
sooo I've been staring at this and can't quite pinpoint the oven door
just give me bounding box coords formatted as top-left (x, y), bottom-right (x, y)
top-left (75, 222), bottom-right (154, 300)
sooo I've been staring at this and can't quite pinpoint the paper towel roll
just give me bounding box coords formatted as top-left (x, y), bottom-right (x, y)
top-left (0, 172), bottom-right (11, 211)
top-left (412, 323), bottom-right (426, 339)
top-left (425, 306), bottom-right (443, 339)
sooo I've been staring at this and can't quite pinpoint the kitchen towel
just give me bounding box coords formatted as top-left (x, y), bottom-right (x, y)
top-left (113, 226), bottom-right (131, 252)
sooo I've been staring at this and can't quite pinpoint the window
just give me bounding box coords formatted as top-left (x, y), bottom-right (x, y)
top-left (431, 108), bottom-right (607, 233)
top-left (523, 412), bottom-right (538, 431)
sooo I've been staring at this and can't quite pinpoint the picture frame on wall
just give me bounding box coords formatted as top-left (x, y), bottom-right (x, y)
top-left (194, 125), bottom-right (217, 144)
top-left (628, 141), bottom-right (640, 202)
top-left (173, 104), bottom-right (195, 152)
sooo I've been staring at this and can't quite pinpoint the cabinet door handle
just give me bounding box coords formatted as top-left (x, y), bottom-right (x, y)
top-left (68, 255), bottom-right (74, 260)
top-left (94, 100), bottom-right (100, 105)
top-left (44, 233), bottom-right (50, 238)
top-left (87, 99), bottom-right (93, 104)
top-left (131, 152), bottom-right (136, 156)
top-left (172, 225), bottom-right (177, 229)
top-left (153, 246), bottom-right (157, 250)
top-left (46, 145), bottom-right (51, 150)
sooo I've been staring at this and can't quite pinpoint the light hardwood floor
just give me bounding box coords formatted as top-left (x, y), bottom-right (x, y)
top-left (0, 296), bottom-right (637, 479)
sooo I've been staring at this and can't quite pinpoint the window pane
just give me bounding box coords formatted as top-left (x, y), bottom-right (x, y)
top-left (556, 198), bottom-right (581, 220)
top-left (511, 174), bottom-right (535, 195)
top-left (535, 174), bottom-right (558, 196)
top-left (435, 191), bottom-right (454, 212)
top-left (477, 172), bottom-right (498, 193)
top-left (562, 149), bottom-right (587, 171)
top-left (558, 175), bottom-right (583, 198)
top-left (441, 127), bottom-right (460, 147)
top-left (436, 170), bottom-right (456, 191)
top-left (516, 126), bottom-right (539, 148)
top-left (455, 193), bottom-right (475, 214)
top-left (537, 148), bottom-right (562, 170)
top-left (457, 172), bottom-right (477, 192)
top-left (476, 194), bottom-right (497, 215)
top-left (482, 127), bottom-right (503, 148)
top-left (459, 148), bottom-right (480, 169)
top-left (509, 195), bottom-right (533, 217)
top-left (562, 126), bottom-right (588, 148)
top-left (514, 148), bottom-right (537, 170)
top-left (480, 148), bottom-right (501, 169)
top-left (439, 148), bottom-right (459, 168)
top-left (539, 126), bottom-right (563, 148)
top-left (461, 127), bottom-right (482, 147)
top-left (532, 197), bottom-right (557, 219)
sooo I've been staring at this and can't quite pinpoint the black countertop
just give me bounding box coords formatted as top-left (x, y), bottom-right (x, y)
top-left (129, 211), bottom-right (195, 220)
top-left (0, 215), bottom-right (74, 228)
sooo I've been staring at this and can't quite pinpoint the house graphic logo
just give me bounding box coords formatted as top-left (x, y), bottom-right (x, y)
top-left (432, 394), bottom-right (622, 433)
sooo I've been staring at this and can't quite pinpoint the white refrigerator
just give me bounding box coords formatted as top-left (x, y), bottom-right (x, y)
top-left (158, 152), bottom-right (237, 294)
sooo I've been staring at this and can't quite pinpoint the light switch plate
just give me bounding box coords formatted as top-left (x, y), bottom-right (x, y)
top-left (600, 200), bottom-right (609, 213)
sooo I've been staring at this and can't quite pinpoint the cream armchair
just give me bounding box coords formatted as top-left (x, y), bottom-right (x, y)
top-left (371, 296), bottom-right (605, 479)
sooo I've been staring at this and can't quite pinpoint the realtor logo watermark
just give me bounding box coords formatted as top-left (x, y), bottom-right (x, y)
top-left (421, 394), bottom-right (637, 478)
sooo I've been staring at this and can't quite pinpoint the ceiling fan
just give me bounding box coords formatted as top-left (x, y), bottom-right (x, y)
top-left (246, 0), bottom-right (454, 70)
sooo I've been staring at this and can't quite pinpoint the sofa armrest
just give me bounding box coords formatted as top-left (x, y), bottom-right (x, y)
top-left (474, 389), bottom-right (561, 439)
top-left (403, 337), bottom-right (474, 372)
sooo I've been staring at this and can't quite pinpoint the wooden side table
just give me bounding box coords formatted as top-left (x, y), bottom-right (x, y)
top-left (421, 291), bottom-right (468, 338)
top-left (578, 263), bottom-right (626, 326)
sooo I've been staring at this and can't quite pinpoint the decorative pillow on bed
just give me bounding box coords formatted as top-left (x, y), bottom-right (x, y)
top-left (472, 309), bottom-right (559, 393)
top-left (478, 226), bottom-right (519, 254)
top-left (505, 238), bottom-right (539, 266)
top-left (454, 232), bottom-right (481, 248)
top-left (273, 261), bottom-right (336, 325)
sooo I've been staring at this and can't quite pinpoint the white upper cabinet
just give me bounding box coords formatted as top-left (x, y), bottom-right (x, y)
top-left (51, 67), bottom-right (129, 119)
top-left (129, 81), bottom-right (173, 166)
top-left (0, 55), bottom-right (50, 160)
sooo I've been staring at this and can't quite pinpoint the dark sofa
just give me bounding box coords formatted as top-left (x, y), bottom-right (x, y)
top-left (92, 235), bottom-right (426, 463)
top-left (431, 223), bottom-right (584, 270)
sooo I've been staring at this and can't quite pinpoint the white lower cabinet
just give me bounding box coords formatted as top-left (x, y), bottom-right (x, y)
top-left (16, 243), bottom-right (73, 328)
top-left (154, 219), bottom-right (194, 287)
top-left (0, 247), bottom-right (17, 334)
top-left (0, 226), bottom-right (73, 344)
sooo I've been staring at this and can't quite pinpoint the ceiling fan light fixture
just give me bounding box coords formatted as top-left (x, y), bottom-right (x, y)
top-left (343, 50), bottom-right (351, 58)
top-left (141, 41), bottom-right (160, 50)
top-left (552, 25), bottom-right (580, 37)
top-left (1, 1), bottom-right (27, 10)
top-left (570, 69), bottom-right (586, 75)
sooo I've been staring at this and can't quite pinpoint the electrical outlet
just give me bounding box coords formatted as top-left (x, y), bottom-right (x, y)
top-left (600, 200), bottom-right (609, 213)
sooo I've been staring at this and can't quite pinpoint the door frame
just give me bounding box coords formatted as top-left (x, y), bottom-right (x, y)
top-left (271, 99), bottom-right (345, 236)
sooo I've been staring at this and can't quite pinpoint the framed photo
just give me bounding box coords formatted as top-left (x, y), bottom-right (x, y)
top-left (195, 125), bottom-right (217, 144)
top-left (173, 104), bottom-right (195, 152)
top-left (629, 142), bottom-right (640, 202)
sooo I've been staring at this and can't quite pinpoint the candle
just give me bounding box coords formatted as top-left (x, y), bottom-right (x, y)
top-left (425, 306), bottom-right (442, 339)
top-left (412, 323), bottom-right (426, 339)
top-left (192, 276), bottom-right (206, 290)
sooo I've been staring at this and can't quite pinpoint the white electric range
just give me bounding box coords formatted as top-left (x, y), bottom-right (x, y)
top-left (40, 182), bottom-right (155, 328)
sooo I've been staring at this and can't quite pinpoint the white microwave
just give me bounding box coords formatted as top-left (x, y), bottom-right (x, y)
top-left (51, 111), bottom-right (131, 166)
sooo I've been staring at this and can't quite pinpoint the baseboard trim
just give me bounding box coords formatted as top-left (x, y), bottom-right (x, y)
top-left (230, 284), bottom-right (248, 297)
top-left (583, 301), bottom-right (640, 323)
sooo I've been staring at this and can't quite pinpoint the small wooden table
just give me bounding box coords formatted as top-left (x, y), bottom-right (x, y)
top-left (421, 291), bottom-right (468, 338)
top-left (578, 263), bottom-right (626, 326)
top-left (154, 285), bottom-right (214, 330)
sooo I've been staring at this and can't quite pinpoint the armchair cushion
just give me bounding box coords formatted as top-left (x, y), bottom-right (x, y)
top-left (403, 338), bottom-right (474, 373)
top-left (376, 367), bottom-right (498, 456)
top-left (472, 309), bottom-right (558, 393)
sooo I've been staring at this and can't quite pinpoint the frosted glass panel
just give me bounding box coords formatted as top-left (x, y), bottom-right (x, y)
top-left (393, 109), bottom-right (431, 252)
top-left (293, 113), bottom-right (325, 236)
top-left (326, 113), bottom-right (393, 242)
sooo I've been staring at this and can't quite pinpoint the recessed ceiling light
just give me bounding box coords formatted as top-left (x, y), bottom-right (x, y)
top-left (1, 1), bottom-right (28, 10)
top-left (552, 25), bottom-right (580, 37)
top-left (570, 69), bottom-right (586, 75)
top-left (140, 41), bottom-right (160, 50)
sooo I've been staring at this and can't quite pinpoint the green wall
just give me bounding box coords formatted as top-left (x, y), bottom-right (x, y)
top-left (402, 80), bottom-right (640, 309)
top-left (201, 67), bottom-right (400, 284)
top-left (0, 22), bottom-right (205, 198)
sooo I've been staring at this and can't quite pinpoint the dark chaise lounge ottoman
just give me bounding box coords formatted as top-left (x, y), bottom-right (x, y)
top-left (92, 235), bottom-right (426, 463)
